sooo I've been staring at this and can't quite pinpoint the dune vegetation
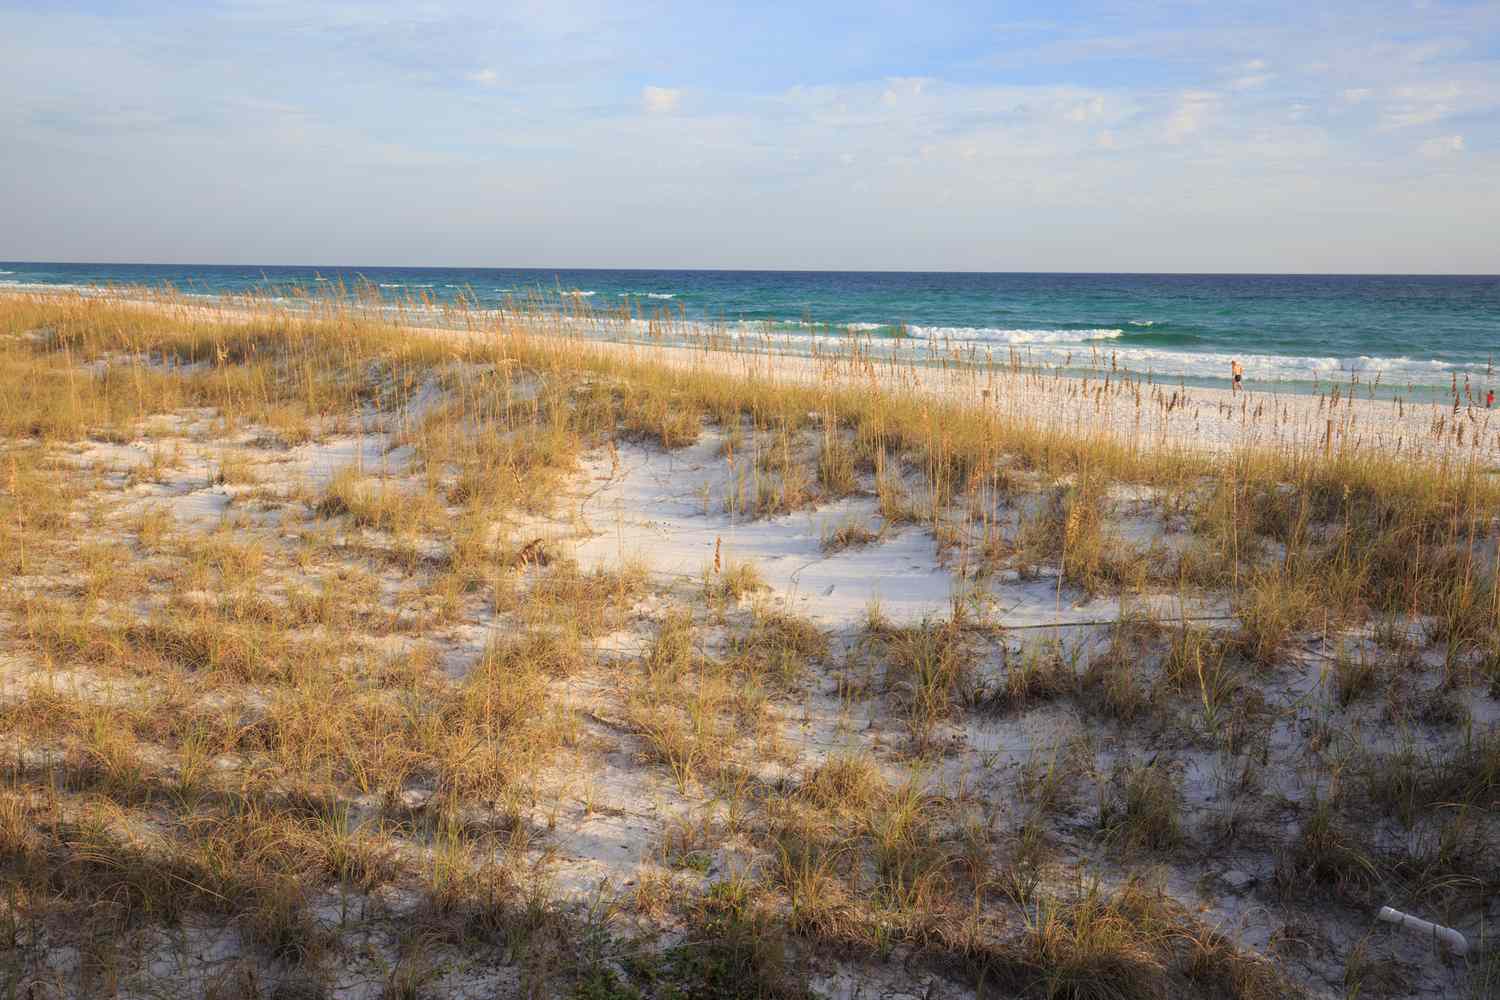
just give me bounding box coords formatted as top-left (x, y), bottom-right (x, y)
top-left (0, 288), bottom-right (1496, 999)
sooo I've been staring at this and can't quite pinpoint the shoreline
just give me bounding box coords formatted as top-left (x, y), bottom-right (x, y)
top-left (413, 307), bottom-right (1500, 467)
top-left (6, 287), bottom-right (1498, 466)
top-left (0, 281), bottom-right (1489, 405)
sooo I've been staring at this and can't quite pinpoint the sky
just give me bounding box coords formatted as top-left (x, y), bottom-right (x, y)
top-left (1, 1), bottom-right (1497, 273)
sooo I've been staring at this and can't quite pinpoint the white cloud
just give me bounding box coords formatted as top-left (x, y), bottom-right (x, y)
top-left (1230, 58), bottom-right (1273, 91)
top-left (1419, 134), bottom-right (1465, 158)
top-left (1381, 82), bottom-right (1470, 128)
top-left (881, 78), bottom-right (926, 106)
top-left (4, 1), bottom-right (1498, 271)
top-left (642, 85), bottom-right (681, 114)
top-left (1065, 96), bottom-right (1106, 122)
top-left (1393, 83), bottom-right (1465, 102)
top-left (1391, 40), bottom-right (1449, 64)
top-left (1165, 90), bottom-right (1219, 142)
top-left (1385, 103), bottom-right (1454, 128)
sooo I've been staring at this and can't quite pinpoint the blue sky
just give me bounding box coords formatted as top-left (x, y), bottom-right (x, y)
top-left (2, 1), bottom-right (1497, 271)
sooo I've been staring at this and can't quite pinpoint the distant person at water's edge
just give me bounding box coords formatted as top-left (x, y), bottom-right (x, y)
top-left (1231, 359), bottom-right (1244, 392)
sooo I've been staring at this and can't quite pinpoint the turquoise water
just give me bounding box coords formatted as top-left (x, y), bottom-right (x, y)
top-left (3, 262), bottom-right (1497, 398)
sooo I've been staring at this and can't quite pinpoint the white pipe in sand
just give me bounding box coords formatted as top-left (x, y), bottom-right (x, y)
top-left (1377, 906), bottom-right (1469, 955)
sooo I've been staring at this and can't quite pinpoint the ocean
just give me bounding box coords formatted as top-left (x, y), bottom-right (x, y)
top-left (3, 262), bottom-right (1497, 399)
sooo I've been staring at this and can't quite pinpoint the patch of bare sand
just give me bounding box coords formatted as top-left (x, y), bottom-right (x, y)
top-left (515, 429), bottom-right (1213, 633)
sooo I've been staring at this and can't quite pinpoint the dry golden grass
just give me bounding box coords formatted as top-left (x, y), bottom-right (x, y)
top-left (1, 288), bottom-right (1497, 999)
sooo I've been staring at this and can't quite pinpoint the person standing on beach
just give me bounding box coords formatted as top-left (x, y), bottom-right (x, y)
top-left (1488, 389), bottom-right (1494, 409)
top-left (1231, 359), bottom-right (1244, 392)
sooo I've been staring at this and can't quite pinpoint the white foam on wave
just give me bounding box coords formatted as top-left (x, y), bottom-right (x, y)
top-left (1128, 320), bottom-right (1156, 327)
top-left (991, 343), bottom-right (1475, 385)
top-left (0, 280), bottom-right (95, 292)
top-left (906, 325), bottom-right (1125, 345)
top-left (562, 290), bottom-right (596, 297)
top-left (765, 321), bottom-right (1123, 344)
top-left (686, 317), bottom-right (1479, 387)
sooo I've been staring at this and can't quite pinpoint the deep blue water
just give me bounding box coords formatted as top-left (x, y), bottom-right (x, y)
top-left (3, 262), bottom-right (1498, 396)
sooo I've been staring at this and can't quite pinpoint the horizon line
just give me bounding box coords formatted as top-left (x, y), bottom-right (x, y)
top-left (3, 259), bottom-right (1499, 279)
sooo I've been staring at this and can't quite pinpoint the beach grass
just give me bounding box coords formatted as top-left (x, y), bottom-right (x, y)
top-left (0, 286), bottom-right (1496, 998)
